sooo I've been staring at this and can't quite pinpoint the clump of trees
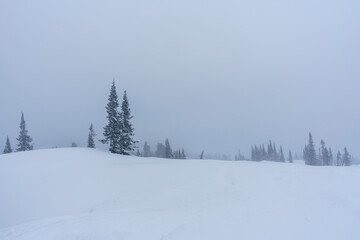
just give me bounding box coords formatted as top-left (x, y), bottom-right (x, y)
top-left (2, 112), bottom-right (34, 154)
top-left (137, 138), bottom-right (186, 159)
top-left (250, 141), bottom-right (290, 163)
top-left (235, 150), bottom-right (246, 160)
top-left (303, 132), bottom-right (352, 166)
top-left (101, 81), bottom-right (137, 155)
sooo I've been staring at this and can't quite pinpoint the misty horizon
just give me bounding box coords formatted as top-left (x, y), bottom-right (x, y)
top-left (1, 0), bottom-right (359, 158)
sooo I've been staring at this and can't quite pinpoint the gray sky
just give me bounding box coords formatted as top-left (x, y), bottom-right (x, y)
top-left (1, 0), bottom-right (359, 158)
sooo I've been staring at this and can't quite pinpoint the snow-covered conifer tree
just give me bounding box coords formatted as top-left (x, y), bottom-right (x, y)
top-left (3, 136), bottom-right (12, 154)
top-left (119, 91), bottom-right (137, 155)
top-left (343, 147), bottom-right (351, 166)
top-left (16, 112), bottom-right (33, 151)
top-left (304, 132), bottom-right (316, 165)
top-left (87, 123), bottom-right (96, 148)
top-left (101, 81), bottom-right (122, 153)
top-left (279, 146), bottom-right (285, 162)
top-left (165, 139), bottom-right (173, 159)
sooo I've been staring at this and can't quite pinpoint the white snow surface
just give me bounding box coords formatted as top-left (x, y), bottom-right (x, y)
top-left (0, 148), bottom-right (359, 240)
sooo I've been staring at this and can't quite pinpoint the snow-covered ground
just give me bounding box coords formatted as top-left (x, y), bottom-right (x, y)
top-left (0, 148), bottom-right (359, 240)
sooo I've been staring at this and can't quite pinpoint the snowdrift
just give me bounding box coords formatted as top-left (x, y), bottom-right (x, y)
top-left (0, 148), bottom-right (359, 240)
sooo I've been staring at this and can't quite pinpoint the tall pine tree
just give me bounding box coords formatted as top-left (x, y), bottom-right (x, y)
top-left (119, 91), bottom-right (137, 155)
top-left (101, 81), bottom-right (122, 153)
top-left (165, 138), bottom-right (173, 159)
top-left (87, 123), bottom-right (96, 148)
top-left (304, 132), bottom-right (317, 165)
top-left (16, 112), bottom-right (33, 151)
top-left (3, 136), bottom-right (12, 154)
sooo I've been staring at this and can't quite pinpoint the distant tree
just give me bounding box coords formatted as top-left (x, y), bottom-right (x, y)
top-left (119, 91), bottom-right (137, 155)
top-left (336, 151), bottom-right (342, 166)
top-left (256, 145), bottom-right (261, 161)
top-left (200, 150), bottom-right (204, 159)
top-left (288, 150), bottom-right (293, 163)
top-left (87, 123), bottom-right (96, 148)
top-left (304, 132), bottom-right (317, 165)
top-left (181, 148), bottom-right (186, 159)
top-left (267, 141), bottom-right (273, 161)
top-left (323, 148), bottom-right (329, 166)
top-left (328, 148), bottom-right (333, 166)
top-left (155, 143), bottom-right (166, 158)
top-left (261, 144), bottom-right (266, 160)
top-left (320, 139), bottom-right (330, 166)
top-left (3, 136), bottom-right (12, 154)
top-left (16, 112), bottom-right (33, 152)
top-left (165, 139), bottom-right (173, 158)
top-left (251, 146), bottom-right (255, 161)
top-left (272, 143), bottom-right (278, 161)
top-left (136, 149), bottom-right (141, 157)
top-left (173, 148), bottom-right (186, 159)
top-left (252, 145), bottom-right (260, 161)
top-left (343, 147), bottom-right (351, 166)
top-left (173, 149), bottom-right (181, 159)
top-left (71, 142), bottom-right (78, 147)
top-left (303, 145), bottom-right (308, 162)
top-left (143, 141), bottom-right (151, 157)
top-left (254, 145), bottom-right (258, 161)
top-left (279, 146), bottom-right (285, 162)
top-left (235, 150), bottom-right (246, 160)
top-left (101, 81), bottom-right (122, 154)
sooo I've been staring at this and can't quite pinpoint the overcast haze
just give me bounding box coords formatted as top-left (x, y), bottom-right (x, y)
top-left (1, 0), bottom-right (359, 157)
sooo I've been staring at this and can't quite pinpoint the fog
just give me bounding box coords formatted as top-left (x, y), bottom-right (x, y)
top-left (1, 0), bottom-right (359, 157)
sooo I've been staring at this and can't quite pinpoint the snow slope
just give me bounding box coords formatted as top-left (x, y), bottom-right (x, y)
top-left (0, 148), bottom-right (359, 240)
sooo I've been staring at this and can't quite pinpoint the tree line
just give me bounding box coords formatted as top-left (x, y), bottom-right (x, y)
top-left (1, 82), bottom-right (354, 167)
top-left (135, 139), bottom-right (187, 159)
top-left (303, 132), bottom-right (351, 166)
top-left (249, 141), bottom-right (292, 163)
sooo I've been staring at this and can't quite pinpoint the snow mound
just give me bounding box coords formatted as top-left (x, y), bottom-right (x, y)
top-left (0, 148), bottom-right (359, 240)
